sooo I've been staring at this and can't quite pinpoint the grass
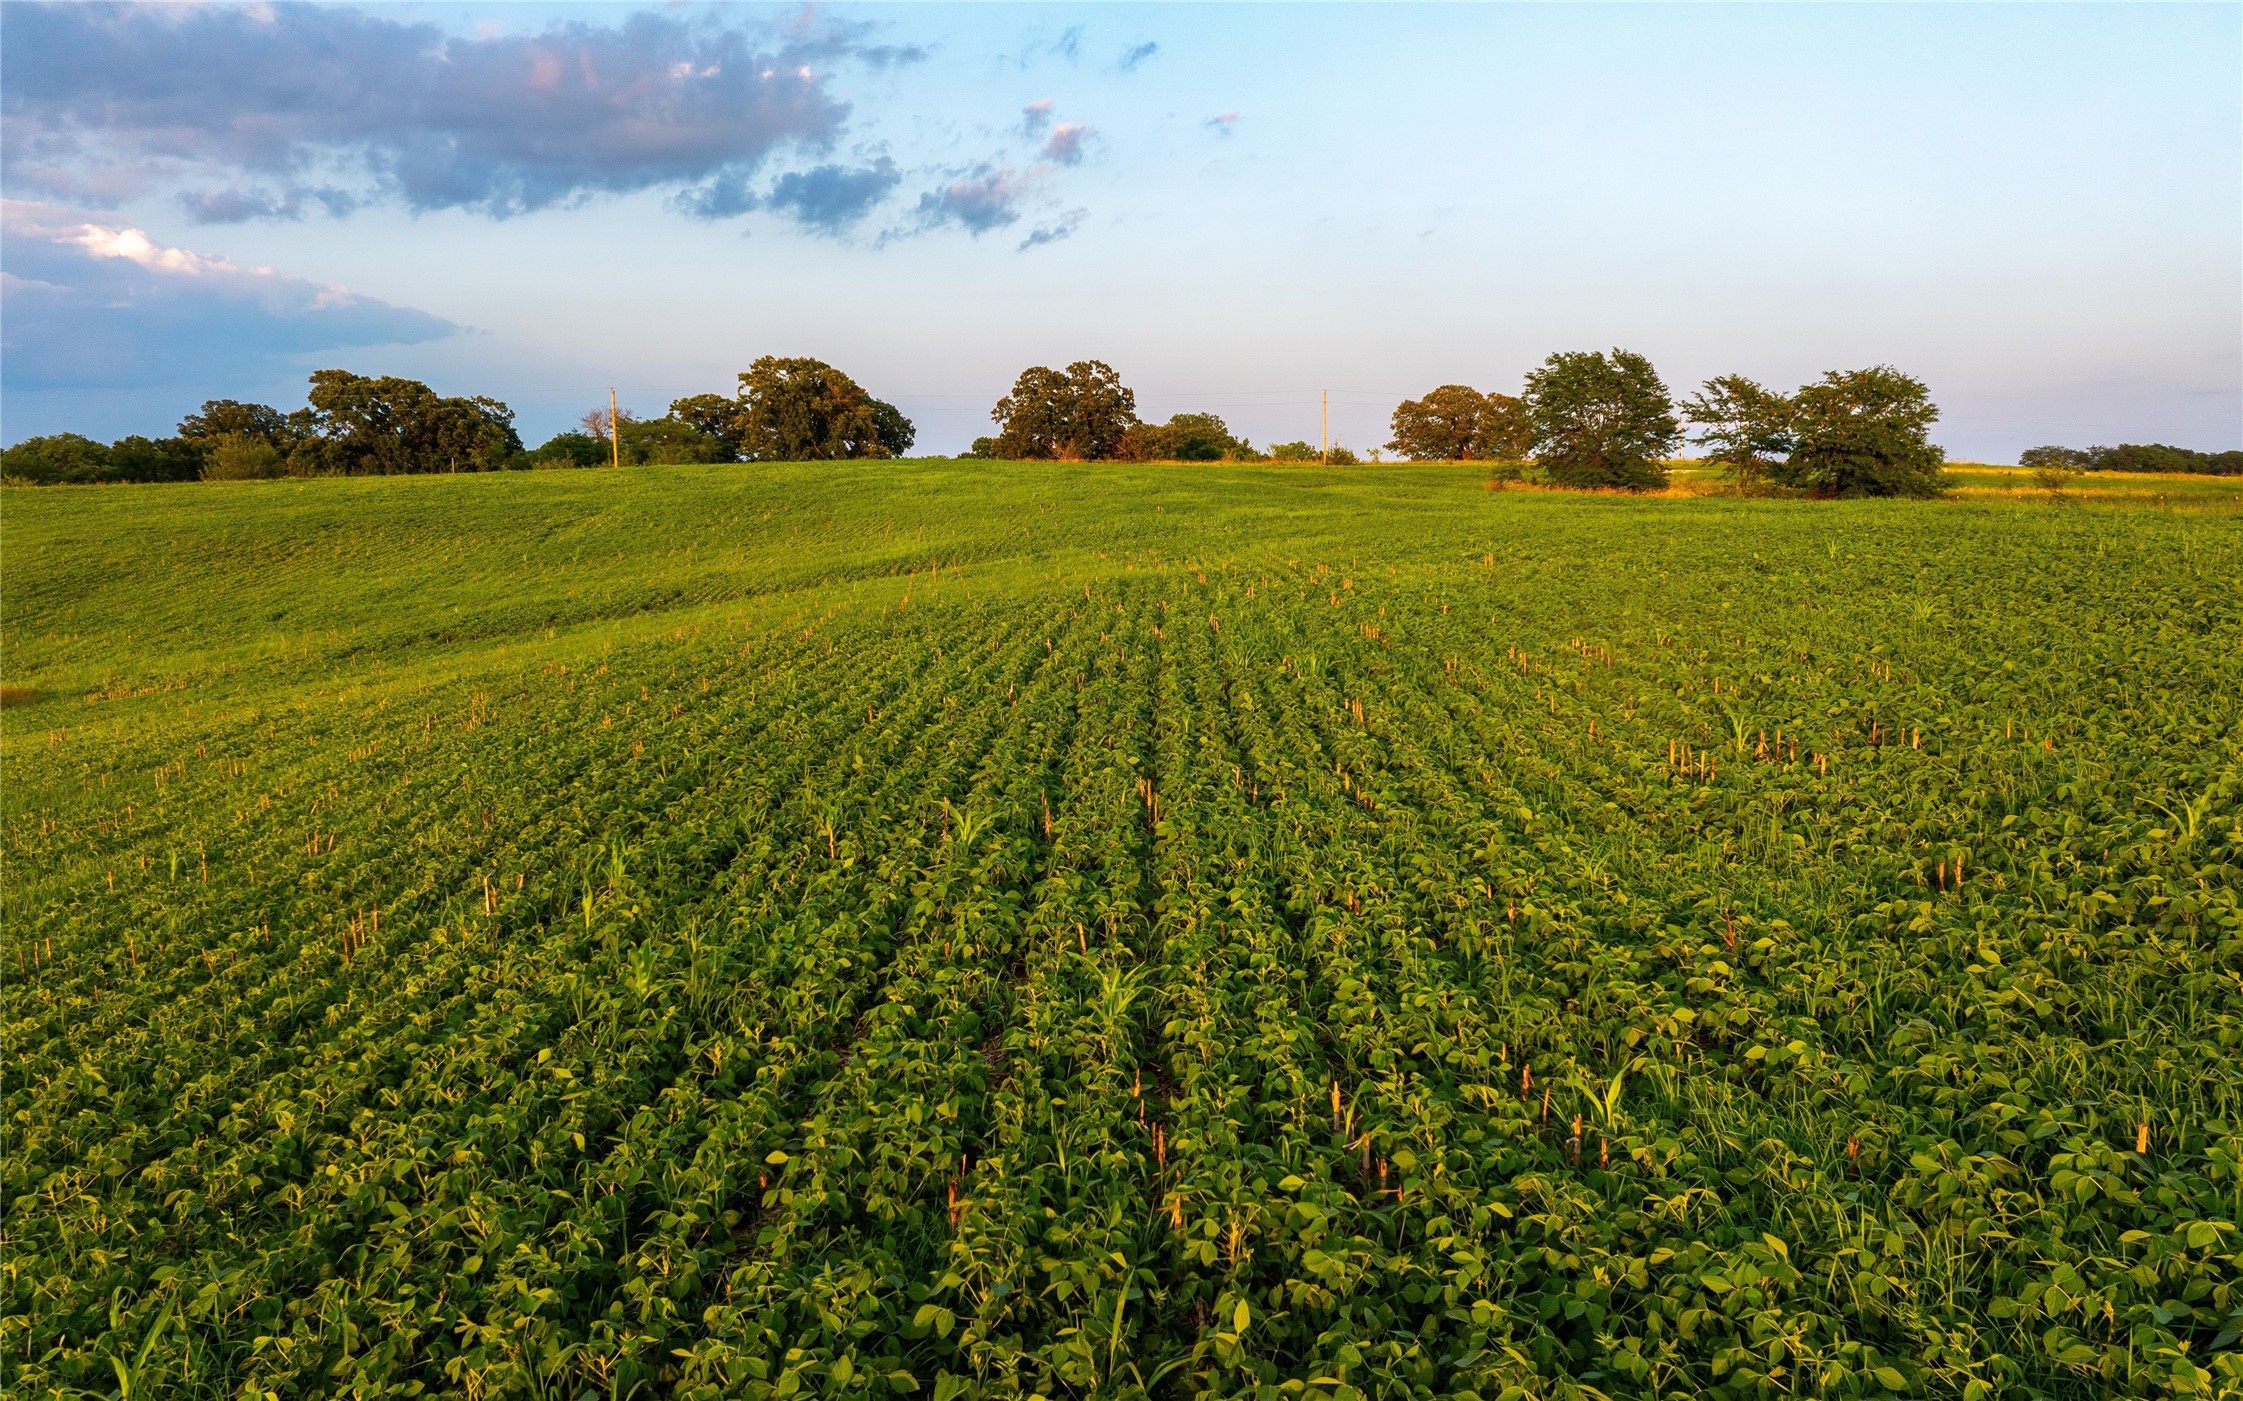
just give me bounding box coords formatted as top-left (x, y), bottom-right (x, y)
top-left (5, 461), bottom-right (2241, 1401)
top-left (1662, 461), bottom-right (2243, 511)
top-left (1940, 464), bottom-right (2243, 511)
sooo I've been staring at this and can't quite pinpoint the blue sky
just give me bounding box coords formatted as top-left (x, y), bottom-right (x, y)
top-left (4, 2), bottom-right (2237, 459)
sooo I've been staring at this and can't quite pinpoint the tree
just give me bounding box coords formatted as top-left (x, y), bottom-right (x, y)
top-left (617, 417), bottom-right (729, 465)
top-left (521, 432), bottom-right (608, 469)
top-left (990, 361), bottom-right (1138, 460)
top-left (1386, 385), bottom-right (1530, 461)
top-left (2020, 445), bottom-right (2091, 470)
top-left (201, 434), bottom-right (286, 480)
top-left (1681, 375), bottom-right (1793, 492)
top-left (1123, 412), bottom-right (1242, 462)
top-left (667, 394), bottom-right (741, 455)
top-left (1777, 367), bottom-right (1946, 498)
top-left (1268, 441), bottom-right (1320, 462)
top-left (425, 394), bottom-right (522, 474)
top-left (872, 399), bottom-right (916, 457)
top-left (1, 433), bottom-right (115, 484)
top-left (107, 435), bottom-right (212, 483)
top-left (735, 357), bottom-right (910, 461)
top-left (0, 433), bottom-right (206, 484)
top-left (1522, 349), bottom-right (1680, 491)
top-left (988, 366), bottom-right (1070, 459)
top-left (1477, 393), bottom-right (1533, 461)
top-left (293, 370), bottom-right (521, 475)
top-left (2081, 443), bottom-right (2242, 476)
top-left (179, 399), bottom-right (293, 447)
top-left (1388, 385), bottom-right (1483, 461)
top-left (580, 406), bottom-right (637, 448)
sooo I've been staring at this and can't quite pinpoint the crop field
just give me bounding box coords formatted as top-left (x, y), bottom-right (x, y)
top-left (1662, 464), bottom-right (2243, 514)
top-left (5, 462), bottom-right (2241, 1401)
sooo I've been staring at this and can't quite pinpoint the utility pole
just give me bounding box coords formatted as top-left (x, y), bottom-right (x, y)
top-left (1321, 390), bottom-right (1329, 464)
top-left (609, 388), bottom-right (622, 469)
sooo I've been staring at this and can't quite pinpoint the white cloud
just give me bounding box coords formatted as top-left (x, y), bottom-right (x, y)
top-left (1041, 123), bottom-right (1092, 167)
top-left (1, 200), bottom-right (455, 390)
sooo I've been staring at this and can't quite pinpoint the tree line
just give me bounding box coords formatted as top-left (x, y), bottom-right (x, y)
top-left (5, 351), bottom-right (2233, 489)
top-left (959, 360), bottom-right (1333, 464)
top-left (1383, 352), bottom-right (1953, 498)
top-left (0, 357), bottom-right (917, 485)
top-left (1, 370), bottom-right (520, 485)
top-left (2019, 443), bottom-right (2242, 477)
top-left (540, 358), bottom-right (916, 468)
top-left (953, 352), bottom-right (1957, 497)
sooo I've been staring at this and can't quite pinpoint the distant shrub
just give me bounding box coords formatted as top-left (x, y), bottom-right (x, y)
top-left (1268, 441), bottom-right (1319, 462)
top-left (520, 432), bottom-right (610, 469)
top-left (202, 434), bottom-right (287, 481)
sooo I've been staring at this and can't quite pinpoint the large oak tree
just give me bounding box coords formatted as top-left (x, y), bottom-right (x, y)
top-left (989, 360), bottom-right (1138, 460)
top-left (734, 357), bottom-right (913, 461)
top-left (1387, 385), bottom-right (1532, 461)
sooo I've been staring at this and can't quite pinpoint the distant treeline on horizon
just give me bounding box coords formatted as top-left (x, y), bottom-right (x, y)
top-left (6, 352), bottom-right (2238, 492)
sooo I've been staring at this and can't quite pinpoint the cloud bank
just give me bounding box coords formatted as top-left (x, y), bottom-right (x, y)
top-left (1, 201), bottom-right (454, 390)
top-left (0, 2), bottom-right (903, 222)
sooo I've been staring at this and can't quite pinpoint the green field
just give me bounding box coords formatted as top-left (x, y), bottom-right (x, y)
top-left (5, 462), bottom-right (2241, 1401)
top-left (1664, 463), bottom-right (2243, 514)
